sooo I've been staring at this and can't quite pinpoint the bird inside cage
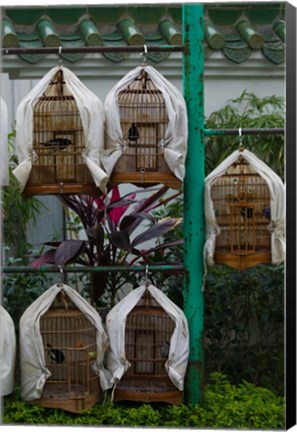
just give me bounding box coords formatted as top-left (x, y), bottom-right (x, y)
top-left (118, 69), bottom-right (169, 173)
top-left (104, 65), bottom-right (187, 189)
top-left (38, 290), bottom-right (100, 413)
top-left (26, 69), bottom-right (95, 194)
top-left (211, 154), bottom-right (272, 269)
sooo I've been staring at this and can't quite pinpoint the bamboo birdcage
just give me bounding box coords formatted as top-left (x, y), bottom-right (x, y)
top-left (37, 291), bottom-right (100, 413)
top-left (113, 289), bottom-right (182, 404)
top-left (109, 69), bottom-right (181, 189)
top-left (24, 69), bottom-right (98, 197)
top-left (211, 153), bottom-right (272, 270)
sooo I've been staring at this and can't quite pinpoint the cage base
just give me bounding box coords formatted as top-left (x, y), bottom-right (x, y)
top-left (214, 250), bottom-right (271, 270)
top-left (114, 387), bottom-right (182, 405)
top-left (113, 378), bottom-right (182, 404)
top-left (32, 383), bottom-right (100, 413)
top-left (109, 172), bottom-right (182, 189)
top-left (23, 183), bottom-right (101, 197)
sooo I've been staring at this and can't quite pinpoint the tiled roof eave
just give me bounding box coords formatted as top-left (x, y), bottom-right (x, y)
top-left (1, 5), bottom-right (285, 67)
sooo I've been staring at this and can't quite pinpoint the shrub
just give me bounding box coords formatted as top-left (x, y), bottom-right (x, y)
top-left (200, 372), bottom-right (285, 429)
top-left (205, 91), bottom-right (285, 179)
top-left (204, 264), bottom-right (284, 394)
top-left (2, 129), bottom-right (45, 258)
top-left (2, 253), bottom-right (53, 332)
top-left (2, 374), bottom-right (285, 429)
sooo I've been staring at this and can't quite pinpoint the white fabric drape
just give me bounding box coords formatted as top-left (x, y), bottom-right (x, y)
top-left (105, 284), bottom-right (189, 392)
top-left (0, 306), bottom-right (16, 396)
top-left (204, 148), bottom-right (285, 266)
top-left (12, 66), bottom-right (108, 193)
top-left (20, 283), bottom-right (109, 401)
top-left (102, 65), bottom-right (188, 181)
top-left (0, 97), bottom-right (9, 186)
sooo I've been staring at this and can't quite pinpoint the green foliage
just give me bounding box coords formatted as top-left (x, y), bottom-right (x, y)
top-left (3, 374), bottom-right (285, 429)
top-left (204, 264), bottom-right (284, 394)
top-left (2, 253), bottom-right (53, 331)
top-left (145, 191), bottom-right (184, 306)
top-left (205, 91), bottom-right (285, 178)
top-left (200, 373), bottom-right (285, 429)
top-left (2, 129), bottom-right (45, 257)
top-left (30, 186), bottom-right (182, 307)
top-left (147, 259), bottom-right (284, 395)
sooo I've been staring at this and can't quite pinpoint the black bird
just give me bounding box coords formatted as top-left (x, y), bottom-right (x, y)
top-left (42, 138), bottom-right (72, 151)
top-left (128, 123), bottom-right (139, 142)
top-left (160, 336), bottom-right (170, 359)
top-left (47, 343), bottom-right (65, 364)
top-left (240, 207), bottom-right (253, 219)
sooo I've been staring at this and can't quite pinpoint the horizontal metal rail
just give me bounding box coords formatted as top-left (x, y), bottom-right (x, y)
top-left (2, 265), bottom-right (185, 274)
top-left (204, 128), bottom-right (284, 136)
top-left (1, 45), bottom-right (184, 55)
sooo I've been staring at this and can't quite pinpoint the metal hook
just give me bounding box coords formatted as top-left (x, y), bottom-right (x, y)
top-left (58, 45), bottom-right (63, 66)
top-left (140, 44), bottom-right (148, 64)
top-left (58, 265), bottom-right (64, 284)
top-left (238, 127), bottom-right (244, 152)
top-left (145, 265), bottom-right (150, 287)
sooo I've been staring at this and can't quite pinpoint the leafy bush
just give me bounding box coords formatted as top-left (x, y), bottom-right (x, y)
top-left (200, 373), bottom-right (285, 429)
top-left (3, 374), bottom-right (285, 429)
top-left (204, 264), bottom-right (284, 394)
top-left (2, 253), bottom-right (53, 332)
top-left (205, 90), bottom-right (285, 179)
top-left (2, 129), bottom-right (45, 258)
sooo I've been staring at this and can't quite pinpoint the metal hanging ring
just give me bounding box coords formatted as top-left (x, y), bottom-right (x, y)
top-left (145, 265), bottom-right (150, 287)
top-left (58, 265), bottom-right (64, 285)
top-left (239, 127), bottom-right (244, 151)
top-left (58, 45), bottom-right (63, 66)
top-left (140, 44), bottom-right (148, 64)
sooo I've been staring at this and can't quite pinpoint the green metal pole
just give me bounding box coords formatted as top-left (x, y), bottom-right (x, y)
top-left (182, 3), bottom-right (205, 405)
top-left (2, 264), bottom-right (184, 274)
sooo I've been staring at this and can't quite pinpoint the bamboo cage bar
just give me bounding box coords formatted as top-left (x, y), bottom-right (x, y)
top-left (112, 289), bottom-right (182, 404)
top-left (37, 291), bottom-right (100, 413)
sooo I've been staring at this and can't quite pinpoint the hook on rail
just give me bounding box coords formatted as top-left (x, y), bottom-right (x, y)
top-left (58, 265), bottom-right (64, 285)
top-left (58, 45), bottom-right (63, 66)
top-left (238, 127), bottom-right (244, 152)
top-left (140, 44), bottom-right (148, 64)
top-left (145, 264), bottom-right (150, 287)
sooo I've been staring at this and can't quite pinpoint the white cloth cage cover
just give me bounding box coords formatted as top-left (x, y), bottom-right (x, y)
top-left (19, 283), bottom-right (110, 401)
top-left (102, 65), bottom-right (188, 181)
top-left (204, 148), bottom-right (286, 266)
top-left (105, 284), bottom-right (189, 393)
top-left (0, 306), bottom-right (16, 396)
top-left (12, 66), bottom-right (108, 193)
top-left (0, 97), bottom-right (9, 186)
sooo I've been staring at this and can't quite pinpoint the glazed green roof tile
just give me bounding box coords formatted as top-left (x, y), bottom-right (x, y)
top-left (1, 4), bottom-right (285, 65)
